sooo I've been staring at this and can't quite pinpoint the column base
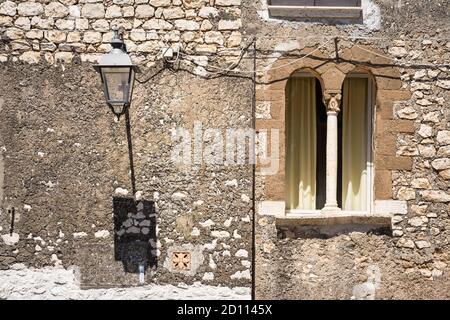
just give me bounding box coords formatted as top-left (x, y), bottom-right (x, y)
top-left (321, 205), bottom-right (341, 214)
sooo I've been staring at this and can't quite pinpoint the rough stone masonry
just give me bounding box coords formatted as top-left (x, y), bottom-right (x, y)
top-left (0, 0), bottom-right (252, 299)
top-left (249, 0), bottom-right (450, 299)
top-left (0, 0), bottom-right (449, 299)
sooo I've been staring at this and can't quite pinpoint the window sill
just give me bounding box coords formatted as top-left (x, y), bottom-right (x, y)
top-left (276, 211), bottom-right (392, 227)
top-left (258, 200), bottom-right (404, 228)
top-left (268, 5), bottom-right (362, 19)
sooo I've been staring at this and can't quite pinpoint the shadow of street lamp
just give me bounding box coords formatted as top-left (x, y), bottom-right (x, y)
top-left (93, 31), bottom-right (157, 279)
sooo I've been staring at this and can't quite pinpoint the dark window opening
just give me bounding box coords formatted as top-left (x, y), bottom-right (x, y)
top-left (337, 93), bottom-right (343, 210)
top-left (315, 79), bottom-right (327, 209)
top-left (314, 78), bottom-right (343, 209)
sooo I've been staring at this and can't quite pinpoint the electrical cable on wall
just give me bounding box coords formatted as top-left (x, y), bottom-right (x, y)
top-left (164, 37), bottom-right (449, 78)
top-left (132, 33), bottom-right (450, 84)
top-left (178, 38), bottom-right (333, 74)
top-left (2, 28), bottom-right (448, 74)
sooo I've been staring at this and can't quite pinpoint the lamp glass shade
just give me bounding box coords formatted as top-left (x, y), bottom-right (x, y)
top-left (100, 67), bottom-right (135, 107)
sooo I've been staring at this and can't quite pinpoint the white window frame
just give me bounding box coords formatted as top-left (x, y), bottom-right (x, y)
top-left (285, 73), bottom-right (374, 216)
top-left (268, 0), bottom-right (363, 19)
top-left (269, 0), bottom-right (361, 6)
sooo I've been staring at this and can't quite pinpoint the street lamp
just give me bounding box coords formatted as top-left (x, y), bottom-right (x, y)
top-left (94, 30), bottom-right (138, 117)
top-left (94, 32), bottom-right (159, 278)
top-left (94, 30), bottom-right (138, 195)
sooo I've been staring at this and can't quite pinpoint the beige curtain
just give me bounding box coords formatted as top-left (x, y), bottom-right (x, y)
top-left (342, 77), bottom-right (368, 211)
top-left (286, 77), bottom-right (316, 210)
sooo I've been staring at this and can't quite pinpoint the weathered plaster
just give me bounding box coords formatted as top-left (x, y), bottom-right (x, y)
top-left (0, 0), bottom-right (448, 300)
top-left (0, 264), bottom-right (250, 300)
top-left (0, 62), bottom-right (253, 291)
top-left (249, 0), bottom-right (450, 299)
top-left (352, 265), bottom-right (381, 300)
top-left (0, 97), bottom-right (3, 210)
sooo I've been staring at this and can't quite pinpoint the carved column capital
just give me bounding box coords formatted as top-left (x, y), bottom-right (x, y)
top-left (323, 90), bottom-right (342, 113)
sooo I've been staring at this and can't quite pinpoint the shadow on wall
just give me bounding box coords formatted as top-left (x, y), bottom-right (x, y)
top-left (113, 197), bottom-right (157, 273)
top-left (277, 224), bottom-right (391, 239)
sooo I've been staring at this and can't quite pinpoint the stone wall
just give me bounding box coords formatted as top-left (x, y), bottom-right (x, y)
top-left (0, 0), bottom-right (254, 300)
top-left (0, 0), bottom-right (243, 65)
top-left (0, 263), bottom-right (250, 299)
top-left (1, 0), bottom-right (450, 300)
top-left (0, 61), bottom-right (254, 293)
top-left (246, 0), bottom-right (450, 299)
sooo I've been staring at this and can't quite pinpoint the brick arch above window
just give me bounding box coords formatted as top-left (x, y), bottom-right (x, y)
top-left (256, 45), bottom-right (412, 205)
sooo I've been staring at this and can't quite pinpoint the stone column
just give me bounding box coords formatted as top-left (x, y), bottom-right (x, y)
top-left (322, 91), bottom-right (341, 213)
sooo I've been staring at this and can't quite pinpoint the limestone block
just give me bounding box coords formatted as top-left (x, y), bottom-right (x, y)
top-left (388, 47), bottom-right (407, 58)
top-left (437, 131), bottom-right (450, 145)
top-left (397, 107), bottom-right (419, 120)
top-left (200, 20), bottom-right (213, 31)
top-left (55, 52), bottom-right (73, 63)
top-left (14, 17), bottom-right (31, 30)
top-left (408, 216), bottom-right (427, 227)
top-left (105, 5), bottom-right (122, 18)
top-left (0, 1), bottom-right (17, 16)
top-left (130, 29), bottom-right (147, 41)
top-left (227, 31), bottom-right (241, 47)
top-left (411, 178), bottom-right (431, 189)
top-left (179, 0), bottom-right (205, 9)
top-left (196, 44), bottom-right (217, 54)
top-left (439, 169), bottom-right (450, 180)
top-left (420, 190), bottom-right (450, 203)
top-left (174, 19), bottom-right (200, 31)
top-left (55, 19), bottom-right (75, 30)
top-left (0, 16), bottom-right (13, 27)
top-left (431, 158), bottom-right (450, 171)
top-left (110, 18), bottom-right (133, 30)
top-left (114, 0), bottom-right (135, 5)
top-left (18, 2), bottom-right (44, 16)
top-left (123, 6), bottom-right (135, 17)
top-left (438, 146), bottom-right (450, 157)
top-left (415, 240), bottom-right (431, 249)
top-left (45, 30), bottom-right (67, 43)
top-left (92, 19), bottom-right (109, 32)
top-left (218, 19), bottom-right (242, 30)
top-left (19, 51), bottom-right (41, 64)
top-left (436, 80), bottom-right (450, 90)
top-left (31, 17), bottom-right (54, 30)
top-left (199, 7), bottom-right (219, 18)
top-left (75, 18), bottom-right (89, 30)
top-left (142, 19), bottom-right (173, 30)
top-left (418, 145), bottom-right (436, 158)
top-left (418, 124), bottom-right (433, 138)
top-left (163, 7), bottom-right (185, 19)
top-left (69, 5), bottom-right (81, 18)
top-left (83, 31), bottom-right (102, 44)
top-left (396, 187), bottom-right (415, 200)
top-left (205, 31), bottom-right (224, 45)
top-left (149, 0), bottom-right (172, 7)
top-left (25, 30), bottom-right (44, 40)
top-left (216, 0), bottom-right (242, 6)
top-left (81, 4), bottom-right (105, 18)
top-left (45, 2), bottom-right (69, 18)
top-left (135, 5), bottom-right (155, 18)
